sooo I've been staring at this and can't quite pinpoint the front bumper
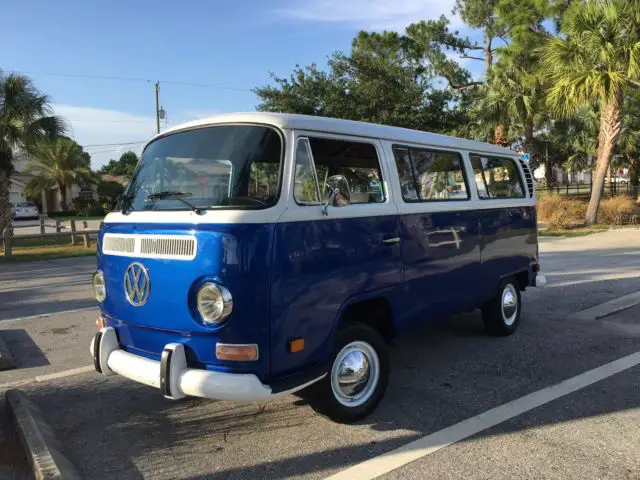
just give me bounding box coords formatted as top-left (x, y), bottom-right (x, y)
top-left (91, 327), bottom-right (321, 401)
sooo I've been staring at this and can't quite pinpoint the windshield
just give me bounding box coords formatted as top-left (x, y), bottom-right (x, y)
top-left (122, 125), bottom-right (282, 212)
top-left (17, 202), bottom-right (35, 207)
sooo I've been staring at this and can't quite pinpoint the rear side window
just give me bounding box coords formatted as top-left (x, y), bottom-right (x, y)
top-left (392, 146), bottom-right (469, 202)
top-left (294, 137), bottom-right (385, 205)
top-left (471, 155), bottom-right (525, 199)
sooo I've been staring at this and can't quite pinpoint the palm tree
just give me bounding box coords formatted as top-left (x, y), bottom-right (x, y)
top-left (542, 0), bottom-right (640, 225)
top-left (0, 72), bottom-right (65, 232)
top-left (24, 138), bottom-right (94, 211)
top-left (618, 90), bottom-right (640, 190)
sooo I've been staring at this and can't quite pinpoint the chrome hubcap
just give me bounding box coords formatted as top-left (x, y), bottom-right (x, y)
top-left (331, 341), bottom-right (380, 407)
top-left (501, 284), bottom-right (518, 326)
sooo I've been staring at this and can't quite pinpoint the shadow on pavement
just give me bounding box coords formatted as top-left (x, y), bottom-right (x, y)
top-left (0, 329), bottom-right (49, 369)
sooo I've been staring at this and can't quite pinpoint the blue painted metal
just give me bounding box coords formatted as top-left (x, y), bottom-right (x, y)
top-left (270, 215), bottom-right (402, 379)
top-left (98, 222), bottom-right (273, 381)
top-left (98, 204), bottom-right (537, 387)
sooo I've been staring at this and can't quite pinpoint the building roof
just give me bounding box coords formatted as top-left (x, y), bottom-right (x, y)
top-left (155, 112), bottom-right (516, 157)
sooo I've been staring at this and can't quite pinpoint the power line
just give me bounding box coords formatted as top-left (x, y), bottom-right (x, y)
top-left (7, 69), bottom-right (254, 92)
top-left (82, 141), bottom-right (147, 148)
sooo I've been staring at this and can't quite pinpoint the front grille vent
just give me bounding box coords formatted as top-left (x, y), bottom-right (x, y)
top-left (102, 234), bottom-right (197, 260)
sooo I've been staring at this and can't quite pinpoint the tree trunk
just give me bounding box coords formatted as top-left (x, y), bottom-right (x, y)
top-left (58, 181), bottom-right (68, 212)
top-left (585, 93), bottom-right (623, 225)
top-left (485, 38), bottom-right (493, 74)
top-left (0, 170), bottom-right (10, 235)
top-left (0, 148), bottom-right (12, 235)
top-left (523, 117), bottom-right (535, 164)
top-left (493, 124), bottom-right (508, 146)
top-left (629, 152), bottom-right (638, 187)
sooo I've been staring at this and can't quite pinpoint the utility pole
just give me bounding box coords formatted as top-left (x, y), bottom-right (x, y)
top-left (155, 82), bottom-right (161, 134)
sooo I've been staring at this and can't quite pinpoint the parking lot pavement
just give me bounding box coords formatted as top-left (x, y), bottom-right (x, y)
top-left (0, 256), bottom-right (96, 321)
top-left (0, 231), bottom-right (639, 479)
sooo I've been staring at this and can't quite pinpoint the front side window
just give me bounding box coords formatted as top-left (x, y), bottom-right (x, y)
top-left (122, 125), bottom-right (282, 212)
top-left (471, 155), bottom-right (525, 199)
top-left (294, 137), bottom-right (385, 205)
top-left (393, 146), bottom-right (469, 202)
top-left (293, 138), bottom-right (321, 205)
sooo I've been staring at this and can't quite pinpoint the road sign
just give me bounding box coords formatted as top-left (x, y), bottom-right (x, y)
top-left (520, 153), bottom-right (530, 161)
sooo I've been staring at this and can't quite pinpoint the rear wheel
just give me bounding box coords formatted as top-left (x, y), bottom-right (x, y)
top-left (306, 323), bottom-right (389, 423)
top-left (481, 277), bottom-right (521, 336)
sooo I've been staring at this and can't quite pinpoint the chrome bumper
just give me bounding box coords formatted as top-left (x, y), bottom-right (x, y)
top-left (535, 274), bottom-right (548, 288)
top-left (90, 327), bottom-right (322, 401)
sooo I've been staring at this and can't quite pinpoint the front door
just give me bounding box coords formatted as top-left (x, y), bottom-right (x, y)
top-left (270, 133), bottom-right (401, 380)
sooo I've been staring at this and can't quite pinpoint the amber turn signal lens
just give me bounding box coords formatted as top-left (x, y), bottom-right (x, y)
top-left (96, 315), bottom-right (105, 330)
top-left (288, 338), bottom-right (305, 353)
top-left (216, 343), bottom-right (259, 361)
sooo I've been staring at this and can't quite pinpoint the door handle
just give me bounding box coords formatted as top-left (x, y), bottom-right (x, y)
top-left (383, 237), bottom-right (401, 244)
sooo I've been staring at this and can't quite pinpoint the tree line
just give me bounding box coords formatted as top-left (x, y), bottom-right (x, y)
top-left (254, 0), bottom-right (640, 225)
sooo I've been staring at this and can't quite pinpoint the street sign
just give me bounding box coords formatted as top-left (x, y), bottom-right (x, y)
top-left (520, 153), bottom-right (530, 161)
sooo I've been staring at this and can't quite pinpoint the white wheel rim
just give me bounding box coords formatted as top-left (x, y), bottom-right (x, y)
top-left (331, 340), bottom-right (380, 408)
top-left (501, 284), bottom-right (518, 326)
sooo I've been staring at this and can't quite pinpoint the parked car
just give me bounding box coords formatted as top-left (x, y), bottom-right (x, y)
top-left (11, 201), bottom-right (39, 220)
top-left (613, 174), bottom-right (629, 184)
top-left (90, 112), bottom-right (547, 423)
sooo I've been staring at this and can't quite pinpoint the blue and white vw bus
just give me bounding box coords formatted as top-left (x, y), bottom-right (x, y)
top-left (91, 113), bottom-right (546, 423)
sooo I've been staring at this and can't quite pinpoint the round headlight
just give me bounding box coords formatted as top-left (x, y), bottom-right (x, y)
top-left (92, 271), bottom-right (106, 303)
top-left (197, 283), bottom-right (233, 324)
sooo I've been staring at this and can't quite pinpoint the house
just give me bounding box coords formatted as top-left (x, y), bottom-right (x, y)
top-left (9, 153), bottom-right (96, 213)
top-left (533, 164), bottom-right (592, 184)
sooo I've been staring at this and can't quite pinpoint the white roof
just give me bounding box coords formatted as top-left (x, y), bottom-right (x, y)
top-left (157, 112), bottom-right (516, 157)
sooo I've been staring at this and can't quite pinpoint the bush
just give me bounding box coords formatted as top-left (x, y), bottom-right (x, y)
top-left (87, 205), bottom-right (106, 217)
top-left (598, 197), bottom-right (635, 224)
top-left (538, 195), bottom-right (588, 228)
top-left (48, 211), bottom-right (77, 218)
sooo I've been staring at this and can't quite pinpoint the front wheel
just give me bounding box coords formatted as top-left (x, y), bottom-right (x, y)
top-left (307, 323), bottom-right (390, 423)
top-left (481, 277), bottom-right (522, 336)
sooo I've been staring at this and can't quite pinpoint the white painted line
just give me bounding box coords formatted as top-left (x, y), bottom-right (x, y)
top-left (1, 307), bottom-right (97, 324)
top-left (0, 365), bottom-right (95, 390)
top-left (568, 290), bottom-right (640, 321)
top-left (0, 279), bottom-right (90, 293)
top-left (34, 365), bottom-right (94, 382)
top-left (326, 350), bottom-right (640, 480)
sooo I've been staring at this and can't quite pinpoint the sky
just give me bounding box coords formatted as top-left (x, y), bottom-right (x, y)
top-left (1, 0), bottom-right (481, 169)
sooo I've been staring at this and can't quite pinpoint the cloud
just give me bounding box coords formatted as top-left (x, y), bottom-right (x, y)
top-left (275, 0), bottom-right (461, 31)
top-left (53, 105), bottom-right (221, 169)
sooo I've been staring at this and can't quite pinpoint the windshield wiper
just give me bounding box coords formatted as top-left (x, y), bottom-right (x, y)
top-left (146, 191), bottom-right (205, 215)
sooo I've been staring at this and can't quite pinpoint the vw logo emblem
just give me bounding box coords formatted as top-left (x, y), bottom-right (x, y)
top-left (124, 262), bottom-right (150, 306)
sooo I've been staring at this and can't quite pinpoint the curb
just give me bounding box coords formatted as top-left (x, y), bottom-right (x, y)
top-left (567, 290), bottom-right (640, 322)
top-left (6, 389), bottom-right (82, 480)
top-left (0, 332), bottom-right (16, 371)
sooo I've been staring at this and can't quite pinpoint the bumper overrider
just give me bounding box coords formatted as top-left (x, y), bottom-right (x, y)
top-left (90, 327), bottom-right (319, 401)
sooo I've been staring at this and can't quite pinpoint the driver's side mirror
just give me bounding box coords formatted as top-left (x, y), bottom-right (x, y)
top-left (322, 175), bottom-right (350, 215)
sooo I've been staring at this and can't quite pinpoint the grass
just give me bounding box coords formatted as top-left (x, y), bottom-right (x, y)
top-left (539, 227), bottom-right (608, 237)
top-left (1, 236), bottom-right (97, 262)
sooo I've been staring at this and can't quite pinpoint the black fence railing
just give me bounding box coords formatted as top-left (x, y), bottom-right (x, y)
top-left (536, 182), bottom-right (639, 199)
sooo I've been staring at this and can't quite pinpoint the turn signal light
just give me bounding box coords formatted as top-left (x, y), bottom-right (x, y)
top-left (216, 343), bottom-right (258, 361)
top-left (96, 315), bottom-right (105, 330)
top-left (288, 338), bottom-right (305, 353)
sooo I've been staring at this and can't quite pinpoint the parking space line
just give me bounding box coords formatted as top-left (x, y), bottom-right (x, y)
top-left (0, 280), bottom-right (90, 293)
top-left (0, 365), bottom-right (94, 390)
top-left (1, 307), bottom-right (97, 324)
top-left (326, 350), bottom-right (640, 480)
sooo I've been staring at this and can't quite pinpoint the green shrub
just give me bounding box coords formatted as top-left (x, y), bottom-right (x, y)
top-left (87, 205), bottom-right (106, 217)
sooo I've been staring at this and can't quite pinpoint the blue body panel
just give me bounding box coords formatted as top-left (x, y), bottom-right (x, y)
top-left (270, 215), bottom-right (401, 379)
top-left (98, 204), bottom-right (536, 386)
top-left (98, 222), bottom-right (273, 382)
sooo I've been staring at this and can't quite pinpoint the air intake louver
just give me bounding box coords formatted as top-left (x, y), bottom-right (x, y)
top-left (518, 159), bottom-right (534, 197)
top-left (102, 234), bottom-right (197, 260)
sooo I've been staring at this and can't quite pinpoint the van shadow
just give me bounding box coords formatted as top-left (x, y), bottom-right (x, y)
top-left (25, 273), bottom-right (640, 479)
top-left (0, 286), bottom-right (96, 321)
top-left (0, 329), bottom-right (49, 368)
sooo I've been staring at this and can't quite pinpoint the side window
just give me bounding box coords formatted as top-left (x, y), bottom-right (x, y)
top-left (306, 137), bottom-right (385, 205)
top-left (393, 147), bottom-right (419, 201)
top-left (293, 138), bottom-right (321, 204)
top-left (392, 146), bottom-right (469, 202)
top-left (471, 155), bottom-right (525, 199)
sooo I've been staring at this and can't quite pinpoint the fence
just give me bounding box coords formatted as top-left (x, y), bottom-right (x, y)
top-left (2, 219), bottom-right (100, 260)
top-left (536, 182), bottom-right (640, 199)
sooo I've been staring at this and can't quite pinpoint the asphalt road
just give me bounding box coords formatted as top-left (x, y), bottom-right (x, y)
top-left (0, 230), bottom-right (639, 479)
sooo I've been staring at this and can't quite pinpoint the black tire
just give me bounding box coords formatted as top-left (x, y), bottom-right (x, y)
top-left (306, 323), bottom-right (390, 423)
top-left (481, 277), bottom-right (522, 336)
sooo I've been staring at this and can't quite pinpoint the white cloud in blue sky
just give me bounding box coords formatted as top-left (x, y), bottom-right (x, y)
top-left (276, 0), bottom-right (461, 31)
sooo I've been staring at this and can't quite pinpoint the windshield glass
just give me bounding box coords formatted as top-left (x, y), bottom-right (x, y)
top-left (17, 202), bottom-right (35, 207)
top-left (122, 125), bottom-right (282, 212)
